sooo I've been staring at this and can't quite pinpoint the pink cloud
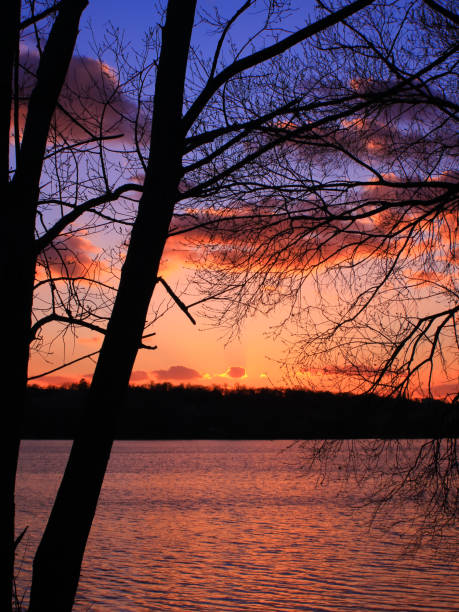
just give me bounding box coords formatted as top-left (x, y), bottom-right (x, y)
top-left (129, 370), bottom-right (150, 383)
top-left (37, 235), bottom-right (104, 279)
top-left (166, 198), bottom-right (401, 280)
top-left (151, 365), bottom-right (202, 382)
top-left (16, 47), bottom-right (148, 144)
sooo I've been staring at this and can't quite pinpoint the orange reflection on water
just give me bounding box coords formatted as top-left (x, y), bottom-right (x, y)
top-left (16, 440), bottom-right (459, 611)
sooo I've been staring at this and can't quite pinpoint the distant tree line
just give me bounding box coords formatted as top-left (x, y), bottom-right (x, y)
top-left (23, 383), bottom-right (458, 440)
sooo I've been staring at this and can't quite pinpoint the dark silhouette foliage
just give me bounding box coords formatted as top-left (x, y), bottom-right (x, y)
top-left (24, 384), bottom-right (458, 439)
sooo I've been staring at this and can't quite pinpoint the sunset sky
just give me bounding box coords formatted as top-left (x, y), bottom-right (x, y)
top-left (30, 271), bottom-right (286, 389)
top-left (27, 1), bottom-right (457, 399)
top-left (28, 1), bottom-right (316, 390)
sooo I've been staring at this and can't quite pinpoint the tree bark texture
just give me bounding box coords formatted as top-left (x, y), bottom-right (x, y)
top-left (29, 2), bottom-right (198, 609)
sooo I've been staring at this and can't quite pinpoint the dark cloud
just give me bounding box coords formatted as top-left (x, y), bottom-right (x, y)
top-left (151, 365), bottom-right (202, 382)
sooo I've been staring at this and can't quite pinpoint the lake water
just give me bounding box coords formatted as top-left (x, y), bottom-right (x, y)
top-left (16, 440), bottom-right (459, 611)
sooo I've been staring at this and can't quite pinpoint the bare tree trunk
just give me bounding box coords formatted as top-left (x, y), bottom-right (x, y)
top-left (3, 2), bottom-right (88, 609)
top-left (4, 211), bottom-right (36, 612)
top-left (2, 3), bottom-right (23, 608)
top-left (29, 2), bottom-right (197, 609)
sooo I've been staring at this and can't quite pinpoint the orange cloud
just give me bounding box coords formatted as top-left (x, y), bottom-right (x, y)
top-left (37, 235), bottom-right (104, 280)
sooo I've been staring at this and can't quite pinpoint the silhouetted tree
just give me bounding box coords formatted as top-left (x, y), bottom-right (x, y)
top-left (5, 2), bottom-right (91, 608)
top-left (6, 1), bottom-right (157, 608)
top-left (186, 0), bottom-right (458, 562)
top-left (25, 0), bottom-right (381, 609)
top-left (192, 0), bottom-right (458, 401)
top-left (12, 0), bottom-right (453, 608)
